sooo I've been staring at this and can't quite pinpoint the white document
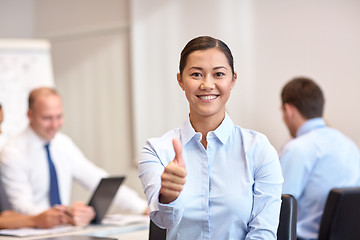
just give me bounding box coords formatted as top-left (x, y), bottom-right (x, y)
top-left (101, 214), bottom-right (149, 226)
top-left (0, 225), bottom-right (80, 237)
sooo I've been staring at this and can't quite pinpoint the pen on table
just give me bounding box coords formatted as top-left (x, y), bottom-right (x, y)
top-left (64, 210), bottom-right (74, 219)
top-left (54, 204), bottom-right (74, 219)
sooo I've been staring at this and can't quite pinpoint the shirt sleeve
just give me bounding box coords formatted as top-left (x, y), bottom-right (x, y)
top-left (138, 141), bottom-right (184, 228)
top-left (246, 135), bottom-right (284, 240)
top-left (0, 146), bottom-right (43, 214)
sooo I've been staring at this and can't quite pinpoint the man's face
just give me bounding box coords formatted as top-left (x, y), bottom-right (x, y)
top-left (28, 94), bottom-right (64, 141)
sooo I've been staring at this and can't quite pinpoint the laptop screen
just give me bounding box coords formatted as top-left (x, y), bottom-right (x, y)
top-left (88, 176), bottom-right (125, 224)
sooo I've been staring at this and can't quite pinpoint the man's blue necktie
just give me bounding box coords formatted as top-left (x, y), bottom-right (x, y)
top-left (44, 143), bottom-right (61, 206)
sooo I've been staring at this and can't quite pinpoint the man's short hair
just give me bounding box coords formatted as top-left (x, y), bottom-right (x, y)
top-left (281, 77), bottom-right (325, 119)
top-left (28, 87), bottom-right (59, 110)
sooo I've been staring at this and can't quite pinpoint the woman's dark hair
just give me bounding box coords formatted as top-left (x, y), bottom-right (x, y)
top-left (281, 77), bottom-right (325, 119)
top-left (179, 36), bottom-right (234, 76)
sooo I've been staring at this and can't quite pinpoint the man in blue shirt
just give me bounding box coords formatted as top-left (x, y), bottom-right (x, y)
top-left (279, 77), bottom-right (360, 240)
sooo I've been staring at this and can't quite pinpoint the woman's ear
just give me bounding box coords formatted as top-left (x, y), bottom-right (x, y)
top-left (230, 72), bottom-right (237, 90)
top-left (177, 73), bottom-right (185, 91)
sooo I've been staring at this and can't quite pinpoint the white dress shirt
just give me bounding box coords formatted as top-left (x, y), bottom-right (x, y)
top-left (0, 126), bottom-right (147, 215)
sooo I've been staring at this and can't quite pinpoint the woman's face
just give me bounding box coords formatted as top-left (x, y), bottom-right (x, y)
top-left (177, 48), bottom-right (237, 121)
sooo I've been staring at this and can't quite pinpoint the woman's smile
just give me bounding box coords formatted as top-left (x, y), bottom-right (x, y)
top-left (197, 94), bottom-right (219, 101)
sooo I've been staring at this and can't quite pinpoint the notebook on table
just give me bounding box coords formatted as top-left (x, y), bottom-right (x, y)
top-left (88, 176), bottom-right (125, 224)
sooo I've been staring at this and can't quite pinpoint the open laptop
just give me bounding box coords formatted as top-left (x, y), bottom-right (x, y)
top-left (88, 176), bottom-right (125, 224)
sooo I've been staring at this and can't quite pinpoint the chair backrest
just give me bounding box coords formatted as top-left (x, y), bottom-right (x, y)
top-left (149, 219), bottom-right (166, 240)
top-left (149, 194), bottom-right (297, 240)
top-left (318, 187), bottom-right (360, 240)
top-left (277, 194), bottom-right (297, 240)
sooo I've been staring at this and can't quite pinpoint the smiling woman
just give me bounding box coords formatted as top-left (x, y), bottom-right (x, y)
top-left (138, 36), bottom-right (284, 240)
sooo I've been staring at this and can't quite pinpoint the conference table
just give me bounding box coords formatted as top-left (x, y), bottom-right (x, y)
top-left (0, 215), bottom-right (150, 240)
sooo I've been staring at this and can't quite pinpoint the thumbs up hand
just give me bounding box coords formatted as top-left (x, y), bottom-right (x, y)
top-left (159, 138), bottom-right (187, 204)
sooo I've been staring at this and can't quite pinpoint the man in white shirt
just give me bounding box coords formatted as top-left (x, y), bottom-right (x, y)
top-left (0, 87), bottom-right (147, 227)
top-left (1, 103), bottom-right (67, 229)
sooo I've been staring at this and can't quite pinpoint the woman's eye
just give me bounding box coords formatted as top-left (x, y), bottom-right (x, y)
top-left (191, 72), bottom-right (202, 77)
top-left (214, 72), bottom-right (225, 77)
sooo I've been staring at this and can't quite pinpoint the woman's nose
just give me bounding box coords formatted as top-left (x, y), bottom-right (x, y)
top-left (200, 76), bottom-right (215, 90)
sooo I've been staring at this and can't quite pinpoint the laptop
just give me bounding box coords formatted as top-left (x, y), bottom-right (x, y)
top-left (88, 176), bottom-right (125, 224)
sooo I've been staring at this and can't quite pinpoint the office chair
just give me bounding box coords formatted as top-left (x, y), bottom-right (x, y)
top-left (149, 219), bottom-right (166, 240)
top-left (149, 194), bottom-right (297, 240)
top-left (277, 194), bottom-right (297, 240)
top-left (318, 187), bottom-right (360, 240)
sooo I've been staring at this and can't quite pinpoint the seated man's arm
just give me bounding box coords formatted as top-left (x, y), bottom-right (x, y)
top-left (0, 207), bottom-right (67, 229)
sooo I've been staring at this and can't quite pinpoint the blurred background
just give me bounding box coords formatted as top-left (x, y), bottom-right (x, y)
top-left (0, 0), bottom-right (359, 203)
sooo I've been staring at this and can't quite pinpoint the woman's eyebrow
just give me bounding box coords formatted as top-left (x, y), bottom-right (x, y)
top-left (188, 66), bottom-right (228, 71)
top-left (213, 66), bottom-right (227, 70)
top-left (188, 66), bottom-right (203, 71)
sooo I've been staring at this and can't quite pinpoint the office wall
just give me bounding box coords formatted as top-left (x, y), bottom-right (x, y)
top-left (1, 0), bottom-right (360, 205)
top-left (0, 0), bottom-right (141, 202)
top-left (32, 0), bottom-right (140, 201)
top-left (250, 0), bottom-right (360, 148)
top-left (131, 0), bottom-right (360, 154)
top-left (0, 1), bottom-right (34, 38)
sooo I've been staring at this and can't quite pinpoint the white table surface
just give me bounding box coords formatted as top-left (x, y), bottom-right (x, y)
top-left (0, 222), bottom-right (149, 240)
